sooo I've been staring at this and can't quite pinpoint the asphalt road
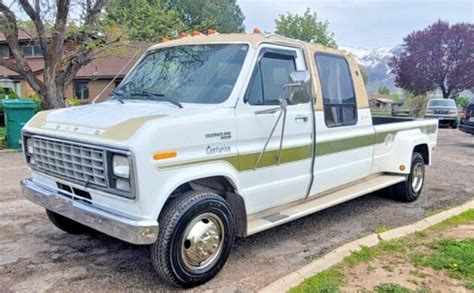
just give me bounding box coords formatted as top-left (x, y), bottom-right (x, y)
top-left (0, 129), bottom-right (473, 292)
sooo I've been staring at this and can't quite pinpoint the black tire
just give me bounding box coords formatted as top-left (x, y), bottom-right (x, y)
top-left (451, 121), bottom-right (458, 129)
top-left (46, 209), bottom-right (91, 234)
top-left (391, 152), bottom-right (425, 202)
top-left (150, 191), bottom-right (235, 287)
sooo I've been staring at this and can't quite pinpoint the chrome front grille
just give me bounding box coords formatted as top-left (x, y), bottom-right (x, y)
top-left (32, 137), bottom-right (107, 187)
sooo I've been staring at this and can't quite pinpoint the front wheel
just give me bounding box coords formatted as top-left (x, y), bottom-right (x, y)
top-left (451, 121), bottom-right (458, 129)
top-left (391, 152), bottom-right (425, 202)
top-left (150, 191), bottom-right (235, 287)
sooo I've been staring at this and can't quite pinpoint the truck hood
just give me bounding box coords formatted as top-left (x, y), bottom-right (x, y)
top-left (47, 101), bottom-right (172, 128)
top-left (25, 101), bottom-right (213, 142)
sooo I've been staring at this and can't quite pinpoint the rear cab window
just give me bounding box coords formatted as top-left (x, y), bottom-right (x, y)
top-left (315, 53), bottom-right (357, 127)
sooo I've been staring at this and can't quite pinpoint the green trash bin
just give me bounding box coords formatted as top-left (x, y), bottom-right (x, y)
top-left (3, 99), bottom-right (37, 149)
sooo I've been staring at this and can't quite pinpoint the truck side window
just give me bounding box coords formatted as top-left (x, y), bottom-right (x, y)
top-left (315, 53), bottom-right (357, 127)
top-left (246, 52), bottom-right (296, 105)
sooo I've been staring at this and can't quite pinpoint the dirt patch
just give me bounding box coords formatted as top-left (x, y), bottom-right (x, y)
top-left (341, 253), bottom-right (469, 292)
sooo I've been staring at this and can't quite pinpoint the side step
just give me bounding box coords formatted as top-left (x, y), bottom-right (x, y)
top-left (246, 174), bottom-right (406, 236)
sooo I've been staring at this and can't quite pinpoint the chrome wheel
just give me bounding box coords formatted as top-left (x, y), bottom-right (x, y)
top-left (411, 163), bottom-right (424, 193)
top-left (180, 213), bottom-right (224, 272)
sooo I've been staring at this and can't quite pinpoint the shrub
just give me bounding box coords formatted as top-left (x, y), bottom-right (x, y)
top-left (26, 94), bottom-right (43, 112)
top-left (66, 97), bottom-right (82, 107)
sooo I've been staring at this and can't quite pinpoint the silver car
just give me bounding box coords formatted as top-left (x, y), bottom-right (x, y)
top-left (425, 99), bottom-right (458, 128)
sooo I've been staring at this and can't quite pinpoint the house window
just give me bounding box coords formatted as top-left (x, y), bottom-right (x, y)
top-left (315, 53), bottom-right (357, 127)
top-left (21, 45), bottom-right (42, 58)
top-left (246, 51), bottom-right (297, 106)
top-left (73, 81), bottom-right (89, 100)
top-left (0, 45), bottom-right (9, 58)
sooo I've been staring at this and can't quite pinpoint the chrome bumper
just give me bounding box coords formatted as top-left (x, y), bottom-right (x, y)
top-left (21, 178), bottom-right (158, 245)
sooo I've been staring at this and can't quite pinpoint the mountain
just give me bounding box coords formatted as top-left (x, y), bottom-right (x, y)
top-left (340, 46), bottom-right (402, 94)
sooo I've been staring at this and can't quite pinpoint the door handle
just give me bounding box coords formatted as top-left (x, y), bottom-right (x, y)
top-left (295, 115), bottom-right (308, 123)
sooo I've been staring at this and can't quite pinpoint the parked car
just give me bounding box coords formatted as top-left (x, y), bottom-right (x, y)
top-left (20, 33), bottom-right (438, 287)
top-left (459, 102), bottom-right (474, 135)
top-left (424, 98), bottom-right (459, 128)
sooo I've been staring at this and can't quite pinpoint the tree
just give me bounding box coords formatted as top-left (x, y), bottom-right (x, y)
top-left (275, 8), bottom-right (337, 48)
top-left (165, 0), bottom-right (245, 33)
top-left (378, 86), bottom-right (390, 95)
top-left (391, 20), bottom-right (474, 99)
top-left (107, 0), bottom-right (245, 42)
top-left (106, 0), bottom-right (183, 42)
top-left (0, 0), bottom-right (118, 109)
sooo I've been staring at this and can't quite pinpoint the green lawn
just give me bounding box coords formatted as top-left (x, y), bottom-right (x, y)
top-left (291, 209), bottom-right (474, 293)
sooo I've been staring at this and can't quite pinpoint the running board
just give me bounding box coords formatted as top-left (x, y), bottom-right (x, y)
top-left (246, 174), bottom-right (406, 236)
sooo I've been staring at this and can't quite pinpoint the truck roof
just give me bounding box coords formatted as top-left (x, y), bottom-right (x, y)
top-left (147, 33), bottom-right (349, 57)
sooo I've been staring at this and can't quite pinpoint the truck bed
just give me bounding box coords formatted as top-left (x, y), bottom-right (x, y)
top-left (372, 116), bottom-right (417, 125)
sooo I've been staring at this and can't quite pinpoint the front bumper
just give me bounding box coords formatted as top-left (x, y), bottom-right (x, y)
top-left (21, 178), bottom-right (158, 244)
top-left (424, 115), bottom-right (457, 122)
top-left (459, 123), bottom-right (474, 134)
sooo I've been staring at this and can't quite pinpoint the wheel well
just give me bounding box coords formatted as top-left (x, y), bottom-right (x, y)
top-left (413, 144), bottom-right (429, 165)
top-left (167, 176), bottom-right (247, 237)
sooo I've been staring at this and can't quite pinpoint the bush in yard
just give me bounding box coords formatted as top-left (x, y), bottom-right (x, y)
top-left (66, 97), bottom-right (82, 107)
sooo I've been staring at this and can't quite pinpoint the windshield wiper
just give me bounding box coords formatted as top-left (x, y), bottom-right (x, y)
top-left (129, 91), bottom-right (183, 108)
top-left (110, 90), bottom-right (125, 104)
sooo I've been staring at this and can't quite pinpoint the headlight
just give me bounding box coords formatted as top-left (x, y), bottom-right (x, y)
top-left (26, 137), bottom-right (34, 154)
top-left (112, 155), bottom-right (130, 179)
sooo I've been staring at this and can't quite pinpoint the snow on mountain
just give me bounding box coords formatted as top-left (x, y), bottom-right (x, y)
top-left (340, 46), bottom-right (402, 93)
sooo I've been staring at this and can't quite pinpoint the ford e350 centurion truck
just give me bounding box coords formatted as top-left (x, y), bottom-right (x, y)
top-left (21, 33), bottom-right (438, 287)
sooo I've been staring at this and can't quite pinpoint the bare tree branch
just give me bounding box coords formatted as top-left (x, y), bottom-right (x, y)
top-left (0, 58), bottom-right (21, 73)
top-left (0, 1), bottom-right (43, 93)
top-left (18, 0), bottom-right (49, 59)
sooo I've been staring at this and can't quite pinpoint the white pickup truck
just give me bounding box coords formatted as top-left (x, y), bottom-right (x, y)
top-left (21, 33), bottom-right (438, 287)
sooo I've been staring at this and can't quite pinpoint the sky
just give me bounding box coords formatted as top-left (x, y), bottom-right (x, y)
top-left (237, 0), bottom-right (474, 49)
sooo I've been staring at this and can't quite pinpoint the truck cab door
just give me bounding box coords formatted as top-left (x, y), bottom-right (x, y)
top-left (310, 53), bottom-right (375, 196)
top-left (235, 45), bottom-right (314, 215)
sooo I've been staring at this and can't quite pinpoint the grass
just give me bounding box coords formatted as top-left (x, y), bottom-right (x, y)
top-left (374, 283), bottom-right (431, 293)
top-left (343, 246), bottom-right (377, 267)
top-left (411, 238), bottom-right (474, 280)
top-left (291, 209), bottom-right (474, 292)
top-left (375, 225), bottom-right (391, 233)
top-left (289, 268), bottom-right (344, 293)
top-left (0, 126), bottom-right (6, 149)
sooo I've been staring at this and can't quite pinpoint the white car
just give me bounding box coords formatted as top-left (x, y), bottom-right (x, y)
top-left (21, 32), bottom-right (438, 287)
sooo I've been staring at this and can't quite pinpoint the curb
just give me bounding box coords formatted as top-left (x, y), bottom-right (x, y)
top-left (258, 200), bottom-right (474, 293)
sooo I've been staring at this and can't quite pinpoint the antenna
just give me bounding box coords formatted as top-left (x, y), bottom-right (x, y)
top-left (92, 47), bottom-right (144, 104)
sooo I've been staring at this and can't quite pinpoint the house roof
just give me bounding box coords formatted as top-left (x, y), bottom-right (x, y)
top-left (0, 31), bottom-right (37, 42)
top-left (0, 44), bottom-right (147, 80)
top-left (369, 94), bottom-right (395, 104)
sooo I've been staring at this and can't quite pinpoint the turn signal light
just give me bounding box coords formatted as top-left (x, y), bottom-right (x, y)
top-left (399, 164), bottom-right (406, 171)
top-left (153, 151), bottom-right (177, 160)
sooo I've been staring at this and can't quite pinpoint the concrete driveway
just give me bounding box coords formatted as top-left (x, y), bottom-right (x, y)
top-left (0, 129), bottom-right (473, 292)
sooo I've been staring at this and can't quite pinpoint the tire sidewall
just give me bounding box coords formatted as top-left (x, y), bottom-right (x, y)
top-left (168, 196), bottom-right (235, 286)
top-left (406, 154), bottom-right (425, 200)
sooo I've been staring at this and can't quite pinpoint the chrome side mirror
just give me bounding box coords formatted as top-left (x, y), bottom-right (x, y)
top-left (281, 70), bottom-right (311, 104)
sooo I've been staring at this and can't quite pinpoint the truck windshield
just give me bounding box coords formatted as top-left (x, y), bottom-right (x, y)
top-left (428, 99), bottom-right (456, 107)
top-left (113, 44), bottom-right (248, 104)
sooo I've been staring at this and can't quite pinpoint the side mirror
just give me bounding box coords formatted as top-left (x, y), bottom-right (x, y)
top-left (281, 70), bottom-right (311, 104)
